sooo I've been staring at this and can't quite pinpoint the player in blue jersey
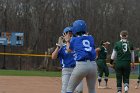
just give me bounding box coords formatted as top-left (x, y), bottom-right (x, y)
top-left (66, 20), bottom-right (97, 93)
top-left (52, 26), bottom-right (83, 93)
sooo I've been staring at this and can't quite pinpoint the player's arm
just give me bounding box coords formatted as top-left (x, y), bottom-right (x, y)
top-left (131, 50), bottom-right (135, 63)
top-left (52, 36), bottom-right (63, 59)
top-left (131, 47), bottom-right (135, 68)
top-left (109, 49), bottom-right (117, 69)
top-left (110, 49), bottom-right (117, 65)
top-left (95, 48), bottom-right (101, 59)
top-left (51, 46), bottom-right (60, 59)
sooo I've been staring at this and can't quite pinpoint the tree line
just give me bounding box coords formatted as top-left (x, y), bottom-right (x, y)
top-left (0, 0), bottom-right (139, 70)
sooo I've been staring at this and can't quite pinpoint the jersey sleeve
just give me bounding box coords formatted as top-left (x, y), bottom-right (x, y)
top-left (91, 36), bottom-right (95, 49)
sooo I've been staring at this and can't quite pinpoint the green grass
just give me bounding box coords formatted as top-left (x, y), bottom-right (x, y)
top-left (0, 70), bottom-right (138, 79)
top-left (109, 73), bottom-right (139, 79)
top-left (0, 70), bottom-right (61, 77)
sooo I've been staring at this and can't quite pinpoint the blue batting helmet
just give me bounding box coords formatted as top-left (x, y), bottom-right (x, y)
top-left (63, 26), bottom-right (72, 34)
top-left (71, 20), bottom-right (87, 35)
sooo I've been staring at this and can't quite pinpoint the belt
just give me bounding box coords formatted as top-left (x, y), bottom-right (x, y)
top-left (78, 59), bottom-right (95, 61)
top-left (77, 60), bottom-right (95, 62)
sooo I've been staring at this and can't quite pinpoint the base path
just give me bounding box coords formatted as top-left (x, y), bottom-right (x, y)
top-left (0, 76), bottom-right (139, 93)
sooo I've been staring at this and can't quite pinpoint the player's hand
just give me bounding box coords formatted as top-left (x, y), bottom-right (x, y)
top-left (56, 36), bottom-right (64, 48)
top-left (110, 59), bottom-right (114, 65)
top-left (131, 62), bottom-right (135, 69)
top-left (109, 64), bottom-right (115, 69)
top-left (95, 56), bottom-right (98, 60)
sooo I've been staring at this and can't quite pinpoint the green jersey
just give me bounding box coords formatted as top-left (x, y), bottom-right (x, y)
top-left (98, 46), bottom-right (107, 59)
top-left (114, 40), bottom-right (133, 61)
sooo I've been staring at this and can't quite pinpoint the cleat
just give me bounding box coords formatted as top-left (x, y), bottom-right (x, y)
top-left (124, 91), bottom-right (128, 93)
top-left (98, 86), bottom-right (111, 89)
top-left (124, 86), bottom-right (128, 93)
top-left (104, 86), bottom-right (112, 89)
top-left (98, 86), bottom-right (105, 89)
top-left (117, 91), bottom-right (122, 93)
top-left (124, 86), bottom-right (128, 91)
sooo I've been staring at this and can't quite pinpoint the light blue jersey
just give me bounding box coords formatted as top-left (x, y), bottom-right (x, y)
top-left (58, 44), bottom-right (76, 68)
top-left (69, 35), bottom-right (96, 61)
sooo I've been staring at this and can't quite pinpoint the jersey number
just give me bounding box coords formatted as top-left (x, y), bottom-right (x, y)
top-left (122, 43), bottom-right (128, 52)
top-left (82, 40), bottom-right (92, 51)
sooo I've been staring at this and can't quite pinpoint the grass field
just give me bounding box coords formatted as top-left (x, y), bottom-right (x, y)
top-left (0, 69), bottom-right (139, 79)
top-left (0, 70), bottom-right (61, 77)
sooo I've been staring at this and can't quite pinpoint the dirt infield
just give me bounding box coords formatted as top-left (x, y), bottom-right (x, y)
top-left (0, 76), bottom-right (139, 93)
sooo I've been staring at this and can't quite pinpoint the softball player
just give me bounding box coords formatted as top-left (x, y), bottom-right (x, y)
top-left (96, 41), bottom-right (110, 88)
top-left (52, 27), bottom-right (83, 93)
top-left (110, 30), bottom-right (135, 93)
top-left (66, 20), bottom-right (97, 93)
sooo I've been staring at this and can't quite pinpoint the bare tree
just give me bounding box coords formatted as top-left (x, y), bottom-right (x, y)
top-left (0, 0), bottom-right (140, 70)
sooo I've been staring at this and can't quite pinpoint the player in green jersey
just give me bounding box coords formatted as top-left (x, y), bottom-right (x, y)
top-left (110, 30), bottom-right (135, 93)
top-left (96, 41), bottom-right (110, 88)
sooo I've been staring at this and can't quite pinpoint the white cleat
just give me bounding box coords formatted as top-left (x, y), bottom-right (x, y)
top-left (98, 85), bottom-right (112, 89)
top-left (124, 86), bottom-right (128, 93)
top-left (117, 91), bottom-right (122, 93)
top-left (104, 86), bottom-right (112, 89)
top-left (98, 86), bottom-right (105, 89)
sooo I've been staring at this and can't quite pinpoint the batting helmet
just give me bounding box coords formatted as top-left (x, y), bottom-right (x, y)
top-left (63, 26), bottom-right (72, 34)
top-left (71, 20), bottom-right (87, 35)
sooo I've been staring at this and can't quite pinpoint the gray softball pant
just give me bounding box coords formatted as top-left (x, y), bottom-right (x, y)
top-left (66, 61), bottom-right (97, 93)
top-left (61, 68), bottom-right (83, 93)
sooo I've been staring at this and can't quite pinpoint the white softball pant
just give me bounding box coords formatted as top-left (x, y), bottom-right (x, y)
top-left (66, 61), bottom-right (97, 93)
top-left (61, 68), bottom-right (83, 93)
